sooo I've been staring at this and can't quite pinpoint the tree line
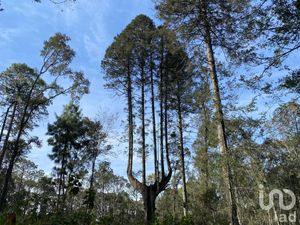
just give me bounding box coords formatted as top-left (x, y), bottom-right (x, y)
top-left (0, 0), bottom-right (299, 224)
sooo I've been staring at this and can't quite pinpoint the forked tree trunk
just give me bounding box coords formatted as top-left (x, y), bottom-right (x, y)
top-left (143, 186), bottom-right (156, 225)
top-left (126, 56), bottom-right (172, 224)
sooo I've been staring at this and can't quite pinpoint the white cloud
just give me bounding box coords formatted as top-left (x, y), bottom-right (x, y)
top-left (0, 27), bottom-right (20, 46)
top-left (81, 1), bottom-right (110, 62)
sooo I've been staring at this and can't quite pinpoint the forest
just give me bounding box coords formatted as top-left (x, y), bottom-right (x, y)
top-left (0, 0), bottom-right (299, 224)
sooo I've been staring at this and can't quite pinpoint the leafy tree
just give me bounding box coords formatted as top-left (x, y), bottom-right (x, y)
top-left (0, 33), bottom-right (89, 212)
top-left (0, 64), bottom-right (47, 171)
top-left (280, 69), bottom-right (300, 94)
top-left (47, 102), bottom-right (87, 209)
top-left (82, 117), bottom-right (111, 210)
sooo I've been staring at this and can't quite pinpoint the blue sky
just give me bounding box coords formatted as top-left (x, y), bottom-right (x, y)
top-left (0, 0), bottom-right (158, 177)
top-left (0, 0), bottom-right (298, 179)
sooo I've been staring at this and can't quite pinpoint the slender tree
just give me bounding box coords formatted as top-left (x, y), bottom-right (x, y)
top-left (82, 117), bottom-right (111, 210)
top-left (0, 33), bottom-right (89, 212)
top-left (155, 1), bottom-right (256, 223)
top-left (102, 15), bottom-right (176, 224)
top-left (47, 102), bottom-right (87, 209)
top-left (166, 48), bottom-right (194, 217)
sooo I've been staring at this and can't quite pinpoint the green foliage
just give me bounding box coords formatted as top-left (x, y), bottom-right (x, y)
top-left (1, 1), bottom-right (300, 225)
top-left (47, 102), bottom-right (88, 209)
top-left (281, 69), bottom-right (300, 94)
top-left (0, 214), bottom-right (4, 224)
top-left (83, 188), bottom-right (96, 209)
top-left (47, 211), bottom-right (93, 225)
top-left (155, 0), bottom-right (252, 62)
top-left (153, 215), bottom-right (195, 225)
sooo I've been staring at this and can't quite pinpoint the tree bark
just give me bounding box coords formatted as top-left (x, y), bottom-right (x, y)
top-left (0, 102), bottom-right (17, 170)
top-left (143, 186), bottom-right (156, 225)
top-left (126, 53), bottom-right (172, 224)
top-left (0, 143), bottom-right (18, 211)
top-left (202, 1), bottom-right (240, 224)
top-left (159, 47), bottom-right (165, 178)
top-left (89, 152), bottom-right (97, 192)
top-left (150, 53), bottom-right (159, 185)
top-left (141, 64), bottom-right (146, 185)
top-left (177, 92), bottom-right (188, 217)
top-left (127, 65), bottom-right (134, 179)
top-left (86, 152), bottom-right (97, 210)
top-left (172, 177), bottom-right (179, 220)
top-left (90, 158), bottom-right (96, 190)
top-left (57, 144), bottom-right (67, 210)
top-left (0, 72), bottom-right (42, 212)
top-left (126, 63), bottom-right (144, 194)
top-left (202, 101), bottom-right (209, 191)
top-left (164, 65), bottom-right (171, 173)
top-left (0, 103), bottom-right (12, 145)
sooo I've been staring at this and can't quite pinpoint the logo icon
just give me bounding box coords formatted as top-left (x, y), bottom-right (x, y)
top-left (259, 184), bottom-right (296, 211)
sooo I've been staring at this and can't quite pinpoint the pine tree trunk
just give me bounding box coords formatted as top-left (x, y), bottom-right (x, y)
top-left (89, 154), bottom-right (96, 194)
top-left (150, 54), bottom-right (159, 184)
top-left (126, 65), bottom-right (155, 224)
top-left (0, 104), bottom-right (12, 145)
top-left (202, 2), bottom-right (240, 224)
top-left (205, 39), bottom-right (240, 225)
top-left (126, 62), bottom-right (144, 199)
top-left (177, 92), bottom-right (188, 217)
top-left (57, 145), bottom-right (67, 210)
top-left (159, 48), bottom-right (165, 177)
top-left (127, 64), bottom-right (134, 179)
top-left (164, 65), bottom-right (171, 173)
top-left (87, 155), bottom-right (96, 210)
top-left (0, 102), bottom-right (16, 170)
top-left (173, 183), bottom-right (177, 219)
top-left (141, 64), bottom-right (146, 185)
top-left (126, 53), bottom-right (172, 225)
top-left (0, 146), bottom-right (18, 211)
top-left (202, 102), bottom-right (209, 191)
top-left (143, 186), bottom-right (156, 225)
top-left (0, 76), bottom-right (40, 211)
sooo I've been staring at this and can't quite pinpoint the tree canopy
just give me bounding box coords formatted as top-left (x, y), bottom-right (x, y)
top-left (0, 1), bottom-right (299, 225)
